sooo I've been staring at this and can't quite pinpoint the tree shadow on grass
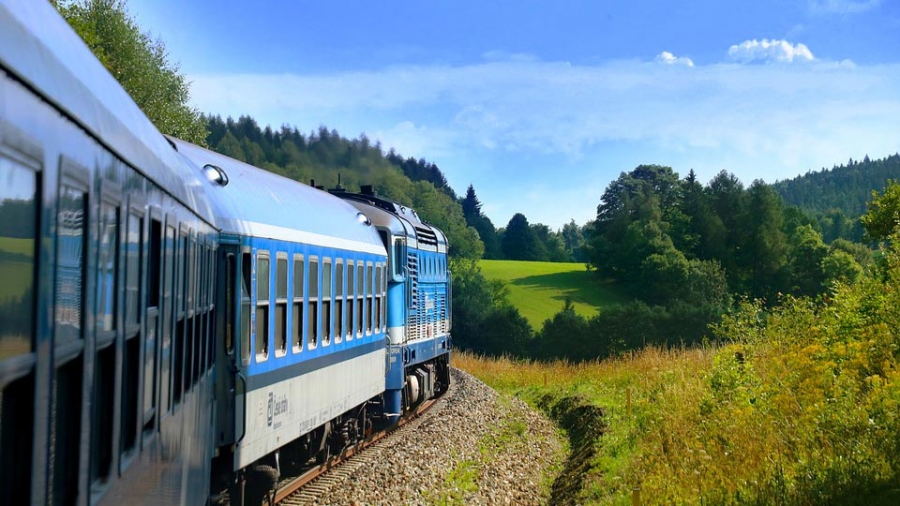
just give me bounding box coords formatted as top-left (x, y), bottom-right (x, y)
top-left (509, 270), bottom-right (624, 308)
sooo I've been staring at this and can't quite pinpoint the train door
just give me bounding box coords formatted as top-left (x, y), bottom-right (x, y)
top-left (215, 243), bottom-right (242, 447)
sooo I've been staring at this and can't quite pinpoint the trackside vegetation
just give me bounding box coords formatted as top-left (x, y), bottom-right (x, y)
top-left (457, 232), bottom-right (900, 504)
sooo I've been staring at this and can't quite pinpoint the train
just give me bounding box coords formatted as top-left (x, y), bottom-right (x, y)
top-left (0, 1), bottom-right (451, 505)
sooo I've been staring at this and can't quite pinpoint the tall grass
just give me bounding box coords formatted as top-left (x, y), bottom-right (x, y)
top-left (457, 286), bottom-right (900, 505)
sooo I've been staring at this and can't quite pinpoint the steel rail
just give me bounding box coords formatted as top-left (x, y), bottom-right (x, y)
top-left (273, 391), bottom-right (446, 505)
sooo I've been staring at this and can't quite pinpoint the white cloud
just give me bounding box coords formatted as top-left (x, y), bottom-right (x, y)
top-left (809, 0), bottom-right (881, 14)
top-left (188, 57), bottom-right (900, 228)
top-left (728, 39), bottom-right (815, 63)
top-left (656, 51), bottom-right (694, 67)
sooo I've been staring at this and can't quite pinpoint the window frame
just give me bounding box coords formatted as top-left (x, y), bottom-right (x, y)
top-left (291, 254), bottom-right (305, 353)
top-left (275, 252), bottom-right (288, 357)
top-left (255, 251), bottom-right (270, 362)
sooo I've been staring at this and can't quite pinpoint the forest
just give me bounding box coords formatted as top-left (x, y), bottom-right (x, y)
top-left (54, 0), bottom-right (900, 364)
top-left (52, 2), bottom-right (900, 503)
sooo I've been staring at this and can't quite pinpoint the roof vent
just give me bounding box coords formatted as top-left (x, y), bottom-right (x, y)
top-left (203, 164), bottom-right (228, 186)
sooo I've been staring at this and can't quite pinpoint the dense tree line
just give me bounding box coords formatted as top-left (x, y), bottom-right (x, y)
top-left (587, 165), bottom-right (868, 304)
top-left (460, 185), bottom-right (587, 262)
top-left (386, 151), bottom-right (457, 200)
top-left (204, 115), bottom-right (485, 259)
top-left (773, 153), bottom-right (900, 242)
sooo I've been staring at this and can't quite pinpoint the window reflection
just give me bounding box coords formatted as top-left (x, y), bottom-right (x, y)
top-left (0, 159), bottom-right (37, 359)
top-left (55, 185), bottom-right (86, 344)
top-left (97, 202), bottom-right (118, 332)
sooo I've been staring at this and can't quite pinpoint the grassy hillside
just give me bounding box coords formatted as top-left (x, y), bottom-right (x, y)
top-left (457, 253), bottom-right (900, 504)
top-left (479, 260), bottom-right (626, 329)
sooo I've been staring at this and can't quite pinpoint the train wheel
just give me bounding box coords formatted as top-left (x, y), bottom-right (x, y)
top-left (244, 464), bottom-right (278, 505)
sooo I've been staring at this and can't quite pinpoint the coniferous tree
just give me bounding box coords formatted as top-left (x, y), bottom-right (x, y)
top-left (502, 213), bottom-right (545, 261)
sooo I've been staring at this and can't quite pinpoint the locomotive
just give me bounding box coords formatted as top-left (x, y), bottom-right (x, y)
top-left (0, 1), bottom-right (451, 504)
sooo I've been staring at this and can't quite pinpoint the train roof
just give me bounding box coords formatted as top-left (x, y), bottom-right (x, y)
top-left (0, 0), bottom-right (215, 222)
top-left (330, 188), bottom-right (448, 253)
top-left (170, 138), bottom-right (386, 256)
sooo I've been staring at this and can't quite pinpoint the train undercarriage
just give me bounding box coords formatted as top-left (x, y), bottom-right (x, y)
top-left (210, 354), bottom-right (450, 505)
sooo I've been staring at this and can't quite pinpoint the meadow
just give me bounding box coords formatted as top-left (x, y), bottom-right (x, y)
top-left (456, 274), bottom-right (900, 504)
top-left (479, 260), bottom-right (625, 329)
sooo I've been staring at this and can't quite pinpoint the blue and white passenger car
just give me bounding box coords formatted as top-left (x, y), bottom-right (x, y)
top-left (330, 186), bottom-right (452, 422)
top-left (172, 140), bottom-right (390, 503)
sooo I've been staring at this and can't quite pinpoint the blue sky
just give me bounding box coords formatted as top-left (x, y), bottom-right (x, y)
top-left (128, 0), bottom-right (900, 230)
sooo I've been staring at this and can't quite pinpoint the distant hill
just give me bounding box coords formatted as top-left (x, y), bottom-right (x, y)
top-left (773, 153), bottom-right (900, 217)
top-left (771, 153), bottom-right (900, 242)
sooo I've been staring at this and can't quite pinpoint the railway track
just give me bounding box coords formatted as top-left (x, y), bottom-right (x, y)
top-left (274, 380), bottom-right (455, 505)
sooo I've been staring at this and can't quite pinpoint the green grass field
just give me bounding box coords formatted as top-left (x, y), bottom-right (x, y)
top-left (479, 260), bottom-right (626, 329)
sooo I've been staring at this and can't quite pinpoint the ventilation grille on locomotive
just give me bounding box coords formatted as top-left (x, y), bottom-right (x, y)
top-left (415, 226), bottom-right (438, 247)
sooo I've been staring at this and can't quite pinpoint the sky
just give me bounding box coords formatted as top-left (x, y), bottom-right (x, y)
top-left (127, 0), bottom-right (900, 230)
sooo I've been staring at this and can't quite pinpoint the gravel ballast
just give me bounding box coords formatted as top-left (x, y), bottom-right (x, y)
top-left (306, 368), bottom-right (566, 505)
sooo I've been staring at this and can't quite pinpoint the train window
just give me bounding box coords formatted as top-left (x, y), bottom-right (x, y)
top-left (121, 331), bottom-right (139, 457)
top-left (240, 252), bottom-right (251, 363)
top-left (142, 220), bottom-right (158, 430)
top-left (55, 184), bottom-right (87, 344)
top-left (148, 219), bottom-right (161, 308)
top-left (173, 234), bottom-right (186, 406)
top-left (0, 159), bottom-right (37, 358)
top-left (50, 357), bottom-right (83, 505)
top-left (91, 343), bottom-right (115, 488)
top-left (275, 254), bottom-right (288, 356)
top-left (292, 255), bottom-right (304, 352)
top-left (335, 260), bottom-right (344, 343)
top-left (393, 239), bottom-right (404, 278)
top-left (206, 246), bottom-right (216, 372)
top-left (346, 261), bottom-right (354, 341)
top-left (191, 240), bottom-right (202, 385)
top-left (186, 237), bottom-right (195, 312)
top-left (256, 253), bottom-right (269, 360)
top-left (193, 242), bottom-right (201, 379)
top-left (323, 259), bottom-right (332, 345)
top-left (356, 263), bottom-right (364, 336)
top-left (343, 263), bottom-right (352, 340)
top-left (225, 252), bottom-right (235, 354)
top-left (160, 226), bottom-right (175, 415)
top-left (307, 257), bottom-right (318, 348)
top-left (0, 158), bottom-right (38, 502)
top-left (175, 232), bottom-right (185, 318)
top-left (172, 232), bottom-right (192, 405)
top-left (366, 263), bottom-right (373, 334)
top-left (125, 213), bottom-right (142, 325)
top-left (1, 373), bottom-right (35, 505)
top-left (382, 263), bottom-right (388, 331)
top-left (375, 265), bottom-right (383, 331)
top-left (121, 211), bottom-right (142, 461)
